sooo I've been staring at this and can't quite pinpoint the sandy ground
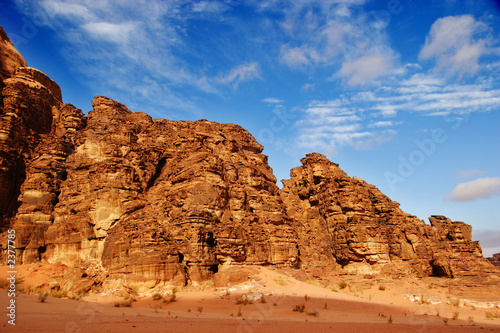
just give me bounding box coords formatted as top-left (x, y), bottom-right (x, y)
top-left (1, 264), bottom-right (500, 332)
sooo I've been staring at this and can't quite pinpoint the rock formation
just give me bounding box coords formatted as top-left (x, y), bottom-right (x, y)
top-left (280, 153), bottom-right (497, 278)
top-left (488, 253), bottom-right (500, 269)
top-left (0, 26), bottom-right (498, 289)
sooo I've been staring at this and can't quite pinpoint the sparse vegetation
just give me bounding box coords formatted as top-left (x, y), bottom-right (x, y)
top-left (237, 306), bottom-right (243, 317)
top-left (163, 290), bottom-right (177, 304)
top-left (378, 285), bottom-right (386, 291)
top-left (259, 295), bottom-right (267, 304)
top-left (338, 281), bottom-right (348, 290)
top-left (485, 311), bottom-right (500, 319)
top-left (114, 298), bottom-right (135, 308)
top-left (443, 317), bottom-right (449, 325)
top-left (197, 306), bottom-right (203, 313)
top-left (38, 292), bottom-right (48, 303)
top-left (274, 275), bottom-right (289, 286)
top-left (306, 279), bottom-right (322, 287)
top-left (152, 292), bottom-right (163, 301)
top-left (388, 315), bottom-right (393, 324)
top-left (236, 294), bottom-right (253, 305)
top-left (150, 302), bottom-right (162, 312)
top-left (49, 289), bottom-right (67, 298)
top-left (293, 304), bottom-right (306, 313)
top-left (304, 294), bottom-right (310, 302)
top-left (324, 301), bottom-right (328, 309)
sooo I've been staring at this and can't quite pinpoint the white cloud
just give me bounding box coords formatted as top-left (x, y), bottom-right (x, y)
top-left (271, 0), bottom-right (395, 79)
top-left (419, 15), bottom-right (489, 76)
top-left (42, 0), bottom-right (92, 21)
top-left (280, 44), bottom-right (322, 68)
top-left (338, 52), bottom-right (394, 85)
top-left (263, 98), bottom-right (284, 104)
top-left (82, 21), bottom-right (137, 43)
top-left (295, 97), bottom-right (397, 152)
top-left (191, 1), bottom-right (228, 13)
top-left (445, 177), bottom-right (500, 201)
top-left (217, 62), bottom-right (262, 88)
top-left (368, 121), bottom-right (393, 128)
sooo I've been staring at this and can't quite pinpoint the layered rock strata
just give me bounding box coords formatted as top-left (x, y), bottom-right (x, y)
top-left (488, 253), bottom-right (500, 269)
top-left (280, 153), bottom-right (497, 278)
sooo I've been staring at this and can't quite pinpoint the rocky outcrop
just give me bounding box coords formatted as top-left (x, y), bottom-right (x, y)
top-left (280, 153), bottom-right (497, 278)
top-left (488, 253), bottom-right (500, 269)
top-left (36, 96), bottom-right (298, 285)
top-left (0, 26), bottom-right (498, 288)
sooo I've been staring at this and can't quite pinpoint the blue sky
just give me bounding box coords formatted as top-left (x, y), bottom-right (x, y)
top-left (1, 0), bottom-right (499, 255)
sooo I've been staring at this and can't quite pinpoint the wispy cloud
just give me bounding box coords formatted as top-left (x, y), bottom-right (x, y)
top-left (294, 98), bottom-right (398, 152)
top-left (263, 97), bottom-right (284, 104)
top-left (337, 52), bottom-right (395, 85)
top-left (81, 21), bottom-right (137, 44)
top-left (419, 15), bottom-right (490, 77)
top-left (445, 177), bottom-right (500, 201)
top-left (216, 62), bottom-right (262, 88)
top-left (269, 0), bottom-right (394, 85)
top-left (12, 0), bottom-right (246, 114)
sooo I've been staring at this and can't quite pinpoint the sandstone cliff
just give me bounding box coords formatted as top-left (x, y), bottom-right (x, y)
top-left (280, 153), bottom-right (497, 278)
top-left (0, 26), bottom-right (498, 290)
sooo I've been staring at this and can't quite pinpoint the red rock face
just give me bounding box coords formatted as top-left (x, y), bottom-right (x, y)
top-left (279, 153), bottom-right (497, 278)
top-left (0, 26), bottom-right (497, 286)
top-left (39, 96), bottom-right (298, 284)
top-left (488, 253), bottom-right (500, 269)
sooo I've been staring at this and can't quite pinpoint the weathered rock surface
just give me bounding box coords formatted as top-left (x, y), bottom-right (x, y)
top-left (488, 253), bottom-right (500, 269)
top-left (280, 153), bottom-right (497, 278)
top-left (0, 26), bottom-right (498, 289)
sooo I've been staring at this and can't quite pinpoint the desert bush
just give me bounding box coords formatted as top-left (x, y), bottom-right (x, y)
top-left (236, 294), bottom-right (253, 305)
top-left (378, 285), bottom-right (386, 291)
top-left (338, 281), bottom-right (348, 290)
top-left (485, 311), bottom-right (500, 319)
top-left (152, 292), bottom-right (163, 301)
top-left (293, 304), bottom-right (306, 313)
top-left (115, 298), bottom-right (135, 307)
top-left (38, 292), bottom-right (48, 303)
top-left (150, 302), bottom-right (162, 312)
top-left (306, 279), bottom-right (322, 287)
top-left (304, 294), bottom-right (310, 302)
top-left (163, 291), bottom-right (177, 304)
top-left (274, 275), bottom-right (289, 286)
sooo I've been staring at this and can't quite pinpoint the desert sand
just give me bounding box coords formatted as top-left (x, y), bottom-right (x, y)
top-left (2, 264), bottom-right (500, 332)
